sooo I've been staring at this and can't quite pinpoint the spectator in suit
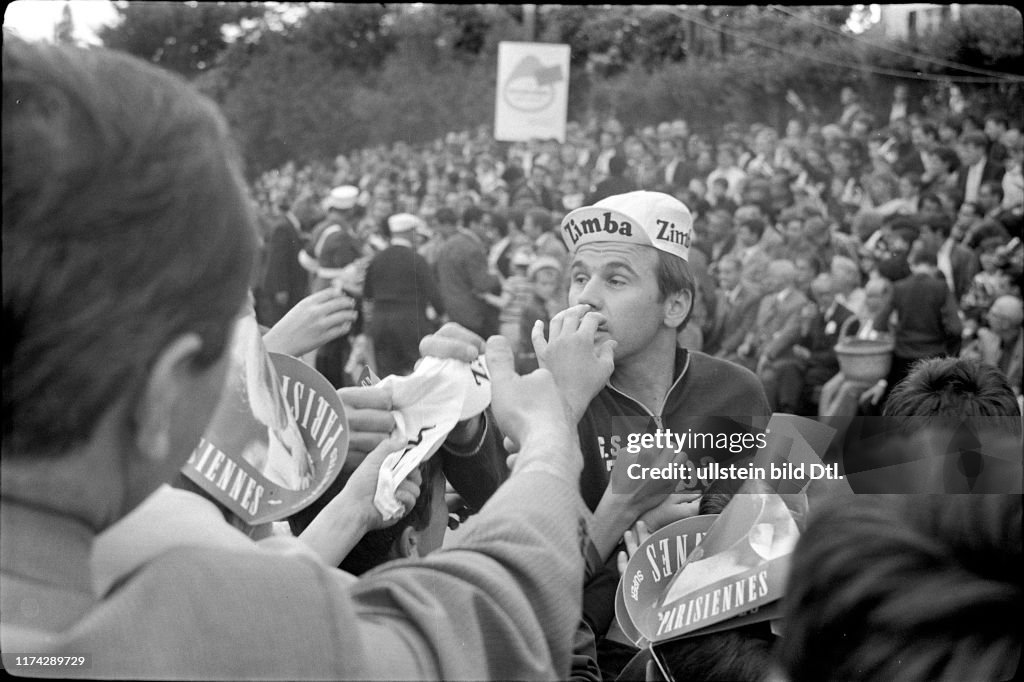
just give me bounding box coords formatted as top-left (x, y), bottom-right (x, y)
top-left (731, 215), bottom-right (772, 296)
top-left (920, 145), bottom-right (962, 197)
top-left (703, 207), bottom-right (736, 265)
top-left (957, 131), bottom-right (1004, 204)
top-left (818, 275), bottom-right (894, 416)
top-left (434, 207), bottom-right (502, 338)
top-left (705, 256), bottom-right (760, 363)
top-left (707, 143), bottom-right (747, 205)
top-left (586, 155), bottom-right (636, 205)
top-left (657, 136), bottom-right (691, 190)
top-left (919, 212), bottom-right (979, 302)
top-left (787, 273), bottom-right (857, 414)
top-left (1000, 129), bottom-right (1023, 217)
top-left (363, 213), bottom-right (444, 377)
top-left (258, 200), bottom-right (309, 327)
top-left (977, 180), bottom-right (1017, 229)
top-left (733, 259), bottom-right (809, 380)
top-left (983, 110), bottom-right (1009, 165)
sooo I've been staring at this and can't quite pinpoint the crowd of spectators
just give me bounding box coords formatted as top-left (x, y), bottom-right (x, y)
top-left (252, 85), bottom-right (1023, 413)
top-left (4, 34), bottom-right (1021, 682)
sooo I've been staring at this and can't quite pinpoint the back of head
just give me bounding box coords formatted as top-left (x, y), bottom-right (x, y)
top-left (659, 624), bottom-right (776, 682)
top-left (883, 357), bottom-right (1021, 436)
top-left (778, 494), bottom-right (1022, 682)
top-left (3, 37), bottom-right (256, 456)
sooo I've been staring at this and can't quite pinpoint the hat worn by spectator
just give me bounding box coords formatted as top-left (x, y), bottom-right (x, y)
top-left (560, 190), bottom-right (693, 262)
top-left (388, 213), bottom-right (424, 235)
top-left (323, 185), bottom-right (359, 212)
top-left (511, 249), bottom-right (534, 268)
top-left (528, 256), bottom-right (563, 279)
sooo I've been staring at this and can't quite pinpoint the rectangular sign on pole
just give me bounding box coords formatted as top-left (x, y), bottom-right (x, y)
top-left (494, 41), bottom-right (570, 143)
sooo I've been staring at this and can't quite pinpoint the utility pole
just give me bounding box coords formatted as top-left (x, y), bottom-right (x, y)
top-left (523, 4), bottom-right (537, 41)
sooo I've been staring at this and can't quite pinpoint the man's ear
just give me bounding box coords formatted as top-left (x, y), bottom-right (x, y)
top-left (663, 288), bottom-right (693, 330)
top-left (396, 526), bottom-right (420, 559)
top-left (134, 333), bottom-right (205, 463)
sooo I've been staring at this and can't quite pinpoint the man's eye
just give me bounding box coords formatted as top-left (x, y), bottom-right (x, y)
top-left (572, 274), bottom-right (589, 285)
top-left (608, 277), bottom-right (627, 287)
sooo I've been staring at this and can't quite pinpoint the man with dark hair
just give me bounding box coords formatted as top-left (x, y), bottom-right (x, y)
top-left (919, 209), bottom-right (979, 301)
top-left (434, 205), bottom-right (501, 337)
top-left (977, 179), bottom-right (1016, 229)
top-left (779, 493), bottom-right (1021, 681)
top-left (731, 215), bottom-right (771, 296)
top-left (1, 36), bottom-right (594, 679)
top-left (586, 155), bottom-right (636, 204)
top-left (874, 243), bottom-right (964, 399)
top-left (957, 130), bottom-right (1005, 205)
top-left (984, 110), bottom-right (1009, 165)
top-left (257, 199), bottom-right (310, 326)
top-left (705, 254), bottom-right (761, 358)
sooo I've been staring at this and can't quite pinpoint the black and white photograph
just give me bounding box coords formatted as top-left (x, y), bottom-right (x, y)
top-left (2, 2), bottom-right (1021, 679)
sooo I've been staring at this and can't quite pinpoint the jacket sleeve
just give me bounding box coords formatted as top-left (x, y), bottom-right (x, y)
top-left (263, 225), bottom-right (294, 296)
top-left (765, 296), bottom-right (808, 360)
top-left (941, 288), bottom-right (964, 356)
top-left (458, 241), bottom-right (502, 296)
top-left (414, 253), bottom-right (445, 316)
top-left (345, 467), bottom-right (589, 680)
top-left (719, 295), bottom-right (761, 355)
top-left (439, 410), bottom-right (510, 511)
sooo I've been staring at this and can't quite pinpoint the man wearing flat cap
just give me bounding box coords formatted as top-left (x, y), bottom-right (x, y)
top-left (364, 213), bottom-right (445, 377)
top-left (300, 185), bottom-right (365, 387)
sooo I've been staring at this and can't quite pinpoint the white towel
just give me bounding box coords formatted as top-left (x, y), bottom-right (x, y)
top-left (372, 356), bottom-right (491, 521)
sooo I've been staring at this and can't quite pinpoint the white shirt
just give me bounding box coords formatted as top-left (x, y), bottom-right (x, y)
top-left (937, 238), bottom-right (955, 294)
top-left (964, 160), bottom-right (986, 203)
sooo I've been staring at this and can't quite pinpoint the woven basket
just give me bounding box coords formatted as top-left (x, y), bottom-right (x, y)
top-left (834, 336), bottom-right (894, 384)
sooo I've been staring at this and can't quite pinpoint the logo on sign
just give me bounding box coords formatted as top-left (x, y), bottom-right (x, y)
top-left (503, 55), bottom-right (563, 112)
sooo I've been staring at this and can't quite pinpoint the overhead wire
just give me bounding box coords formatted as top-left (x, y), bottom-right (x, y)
top-left (768, 4), bottom-right (1023, 80)
top-left (652, 6), bottom-right (1024, 85)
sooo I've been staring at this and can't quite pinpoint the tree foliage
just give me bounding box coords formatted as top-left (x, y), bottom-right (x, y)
top-left (97, 3), bottom-right (1022, 176)
top-left (98, 1), bottom-right (264, 77)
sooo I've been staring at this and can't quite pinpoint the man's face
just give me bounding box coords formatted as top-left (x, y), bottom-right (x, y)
top-left (783, 219), bottom-right (804, 243)
top-left (977, 185), bottom-right (999, 212)
top-left (959, 143), bottom-right (985, 167)
top-left (707, 213), bottom-right (730, 242)
top-left (737, 224), bottom-right (758, 248)
top-left (568, 243), bottom-right (672, 360)
top-left (954, 205), bottom-right (978, 239)
top-left (863, 283), bottom-right (888, 315)
top-left (533, 268), bottom-right (561, 302)
top-left (812, 281), bottom-right (836, 311)
top-left (717, 259), bottom-right (741, 291)
top-left (984, 119), bottom-right (1004, 141)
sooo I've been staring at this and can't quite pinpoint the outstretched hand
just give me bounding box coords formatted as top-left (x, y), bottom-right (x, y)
top-left (263, 288), bottom-right (358, 357)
